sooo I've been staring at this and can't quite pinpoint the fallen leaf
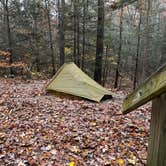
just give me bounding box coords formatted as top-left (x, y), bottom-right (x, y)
top-left (69, 161), bottom-right (76, 166)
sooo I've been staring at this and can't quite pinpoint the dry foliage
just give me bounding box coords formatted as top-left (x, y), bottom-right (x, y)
top-left (0, 79), bottom-right (151, 166)
top-left (0, 51), bottom-right (10, 57)
top-left (0, 62), bottom-right (27, 68)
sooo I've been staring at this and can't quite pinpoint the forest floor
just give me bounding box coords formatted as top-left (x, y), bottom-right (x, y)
top-left (0, 78), bottom-right (151, 166)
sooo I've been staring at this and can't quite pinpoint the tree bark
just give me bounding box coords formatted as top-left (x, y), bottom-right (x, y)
top-left (33, 1), bottom-right (40, 72)
top-left (114, 7), bottom-right (123, 88)
top-left (94, 0), bottom-right (104, 84)
top-left (160, 21), bottom-right (166, 65)
top-left (133, 10), bottom-right (142, 89)
top-left (73, 0), bottom-right (77, 64)
top-left (45, 0), bottom-right (56, 75)
top-left (81, 0), bottom-right (86, 70)
top-left (142, 0), bottom-right (151, 80)
top-left (58, 0), bottom-right (65, 66)
top-left (102, 45), bottom-right (109, 86)
top-left (4, 0), bottom-right (13, 75)
top-left (76, 0), bottom-right (80, 66)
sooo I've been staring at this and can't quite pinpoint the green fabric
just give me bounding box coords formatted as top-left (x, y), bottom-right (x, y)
top-left (46, 62), bottom-right (113, 102)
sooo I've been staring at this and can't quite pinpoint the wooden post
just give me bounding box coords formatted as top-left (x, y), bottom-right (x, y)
top-left (122, 63), bottom-right (166, 165)
top-left (147, 93), bottom-right (166, 166)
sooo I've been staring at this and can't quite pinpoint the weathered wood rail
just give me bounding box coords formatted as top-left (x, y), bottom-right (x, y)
top-left (123, 63), bottom-right (166, 166)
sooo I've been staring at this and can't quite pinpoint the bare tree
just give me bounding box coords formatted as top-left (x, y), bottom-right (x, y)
top-left (58, 0), bottom-right (65, 66)
top-left (114, 6), bottom-right (123, 88)
top-left (45, 0), bottom-right (56, 75)
top-left (133, 9), bottom-right (142, 89)
top-left (81, 0), bottom-right (86, 69)
top-left (94, 0), bottom-right (104, 84)
top-left (76, 0), bottom-right (80, 66)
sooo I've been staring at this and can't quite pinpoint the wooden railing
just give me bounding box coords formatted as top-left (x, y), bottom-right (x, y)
top-left (123, 63), bottom-right (166, 166)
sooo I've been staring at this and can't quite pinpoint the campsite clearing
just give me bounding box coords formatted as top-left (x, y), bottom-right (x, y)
top-left (0, 78), bottom-right (150, 165)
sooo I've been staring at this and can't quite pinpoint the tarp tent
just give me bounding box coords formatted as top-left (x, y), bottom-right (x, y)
top-left (46, 62), bottom-right (113, 102)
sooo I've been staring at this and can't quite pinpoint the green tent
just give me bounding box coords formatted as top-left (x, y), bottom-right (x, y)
top-left (46, 62), bottom-right (113, 102)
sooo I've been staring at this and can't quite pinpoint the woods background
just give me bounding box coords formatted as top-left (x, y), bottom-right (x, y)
top-left (0, 0), bottom-right (166, 89)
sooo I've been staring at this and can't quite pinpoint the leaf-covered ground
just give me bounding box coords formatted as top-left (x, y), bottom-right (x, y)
top-left (0, 79), bottom-right (151, 166)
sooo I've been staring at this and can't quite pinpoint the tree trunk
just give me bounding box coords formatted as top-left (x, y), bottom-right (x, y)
top-left (81, 0), bottom-right (86, 70)
top-left (34, 16), bottom-right (40, 72)
top-left (114, 7), bottom-right (123, 88)
top-left (102, 45), bottom-right (109, 86)
top-left (94, 0), bottom-right (104, 84)
top-left (73, 0), bottom-right (77, 64)
top-left (31, 0), bottom-right (40, 72)
top-left (4, 0), bottom-right (13, 76)
top-left (133, 10), bottom-right (142, 89)
top-left (142, 0), bottom-right (151, 80)
top-left (76, 0), bottom-right (80, 66)
top-left (45, 0), bottom-right (56, 75)
top-left (160, 21), bottom-right (166, 65)
top-left (58, 0), bottom-right (65, 66)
